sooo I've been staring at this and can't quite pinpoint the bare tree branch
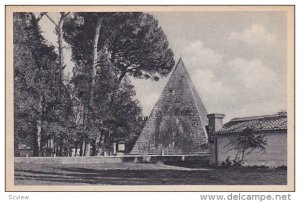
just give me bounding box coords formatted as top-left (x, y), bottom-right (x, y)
top-left (64, 12), bottom-right (71, 18)
top-left (44, 13), bottom-right (58, 27)
top-left (36, 12), bottom-right (47, 22)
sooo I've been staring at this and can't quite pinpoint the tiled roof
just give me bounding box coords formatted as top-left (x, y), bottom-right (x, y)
top-left (215, 112), bottom-right (287, 135)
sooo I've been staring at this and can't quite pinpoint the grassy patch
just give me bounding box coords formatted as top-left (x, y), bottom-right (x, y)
top-left (14, 162), bottom-right (287, 185)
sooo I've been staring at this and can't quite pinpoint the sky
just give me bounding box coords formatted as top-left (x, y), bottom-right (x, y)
top-left (38, 11), bottom-right (287, 123)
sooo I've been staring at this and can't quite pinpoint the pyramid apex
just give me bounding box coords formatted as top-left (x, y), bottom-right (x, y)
top-left (131, 57), bottom-right (208, 155)
top-left (178, 57), bottom-right (184, 64)
top-left (174, 57), bottom-right (186, 71)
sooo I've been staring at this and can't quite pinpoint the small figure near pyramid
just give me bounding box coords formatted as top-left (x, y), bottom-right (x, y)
top-left (131, 58), bottom-right (209, 155)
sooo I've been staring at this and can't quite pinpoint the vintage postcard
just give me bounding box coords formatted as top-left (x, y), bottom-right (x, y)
top-left (5, 5), bottom-right (295, 191)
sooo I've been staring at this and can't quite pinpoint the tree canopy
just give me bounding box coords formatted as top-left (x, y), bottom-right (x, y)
top-left (13, 12), bottom-right (175, 157)
top-left (63, 12), bottom-right (175, 83)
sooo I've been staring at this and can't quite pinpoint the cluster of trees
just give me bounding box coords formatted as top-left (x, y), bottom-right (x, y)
top-left (14, 12), bottom-right (175, 157)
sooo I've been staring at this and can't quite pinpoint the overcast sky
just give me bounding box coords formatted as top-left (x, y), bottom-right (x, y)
top-left (39, 11), bottom-right (287, 122)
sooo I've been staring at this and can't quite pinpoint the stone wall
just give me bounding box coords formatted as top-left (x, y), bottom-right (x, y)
top-left (14, 154), bottom-right (210, 164)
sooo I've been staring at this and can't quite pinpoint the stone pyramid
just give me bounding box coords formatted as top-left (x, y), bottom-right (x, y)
top-left (130, 58), bottom-right (208, 155)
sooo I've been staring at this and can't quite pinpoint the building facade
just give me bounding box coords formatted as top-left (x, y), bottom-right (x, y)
top-left (208, 112), bottom-right (287, 167)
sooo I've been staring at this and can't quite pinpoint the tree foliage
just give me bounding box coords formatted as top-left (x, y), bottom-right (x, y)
top-left (14, 13), bottom-right (73, 156)
top-left (62, 12), bottom-right (175, 155)
top-left (63, 12), bottom-right (175, 83)
top-left (235, 128), bottom-right (268, 163)
top-left (14, 12), bottom-right (175, 156)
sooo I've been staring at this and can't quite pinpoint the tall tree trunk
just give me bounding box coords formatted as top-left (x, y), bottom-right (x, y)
top-left (90, 17), bottom-right (102, 99)
top-left (32, 128), bottom-right (39, 156)
top-left (91, 139), bottom-right (98, 156)
top-left (74, 142), bottom-right (78, 157)
top-left (50, 135), bottom-right (54, 156)
top-left (84, 16), bottom-right (103, 156)
top-left (95, 134), bottom-right (101, 156)
top-left (35, 95), bottom-right (44, 156)
top-left (85, 140), bottom-right (91, 156)
top-left (13, 137), bottom-right (19, 156)
top-left (59, 139), bottom-right (63, 156)
top-left (57, 14), bottom-right (65, 83)
top-left (36, 120), bottom-right (42, 156)
top-left (81, 139), bottom-right (86, 156)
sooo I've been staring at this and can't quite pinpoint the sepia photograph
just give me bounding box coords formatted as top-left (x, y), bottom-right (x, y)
top-left (5, 5), bottom-right (295, 191)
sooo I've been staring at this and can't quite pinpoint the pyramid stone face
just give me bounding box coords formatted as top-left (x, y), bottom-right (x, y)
top-left (131, 59), bottom-right (208, 154)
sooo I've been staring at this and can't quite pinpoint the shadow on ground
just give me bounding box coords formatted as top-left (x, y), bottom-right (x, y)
top-left (14, 162), bottom-right (287, 185)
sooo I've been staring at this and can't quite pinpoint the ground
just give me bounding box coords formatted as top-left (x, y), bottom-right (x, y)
top-left (14, 161), bottom-right (287, 185)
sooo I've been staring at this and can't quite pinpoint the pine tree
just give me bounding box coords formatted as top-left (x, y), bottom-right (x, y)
top-left (62, 12), bottom-right (174, 155)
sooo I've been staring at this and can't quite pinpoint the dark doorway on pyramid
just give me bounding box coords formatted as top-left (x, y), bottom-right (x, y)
top-left (131, 59), bottom-right (209, 155)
